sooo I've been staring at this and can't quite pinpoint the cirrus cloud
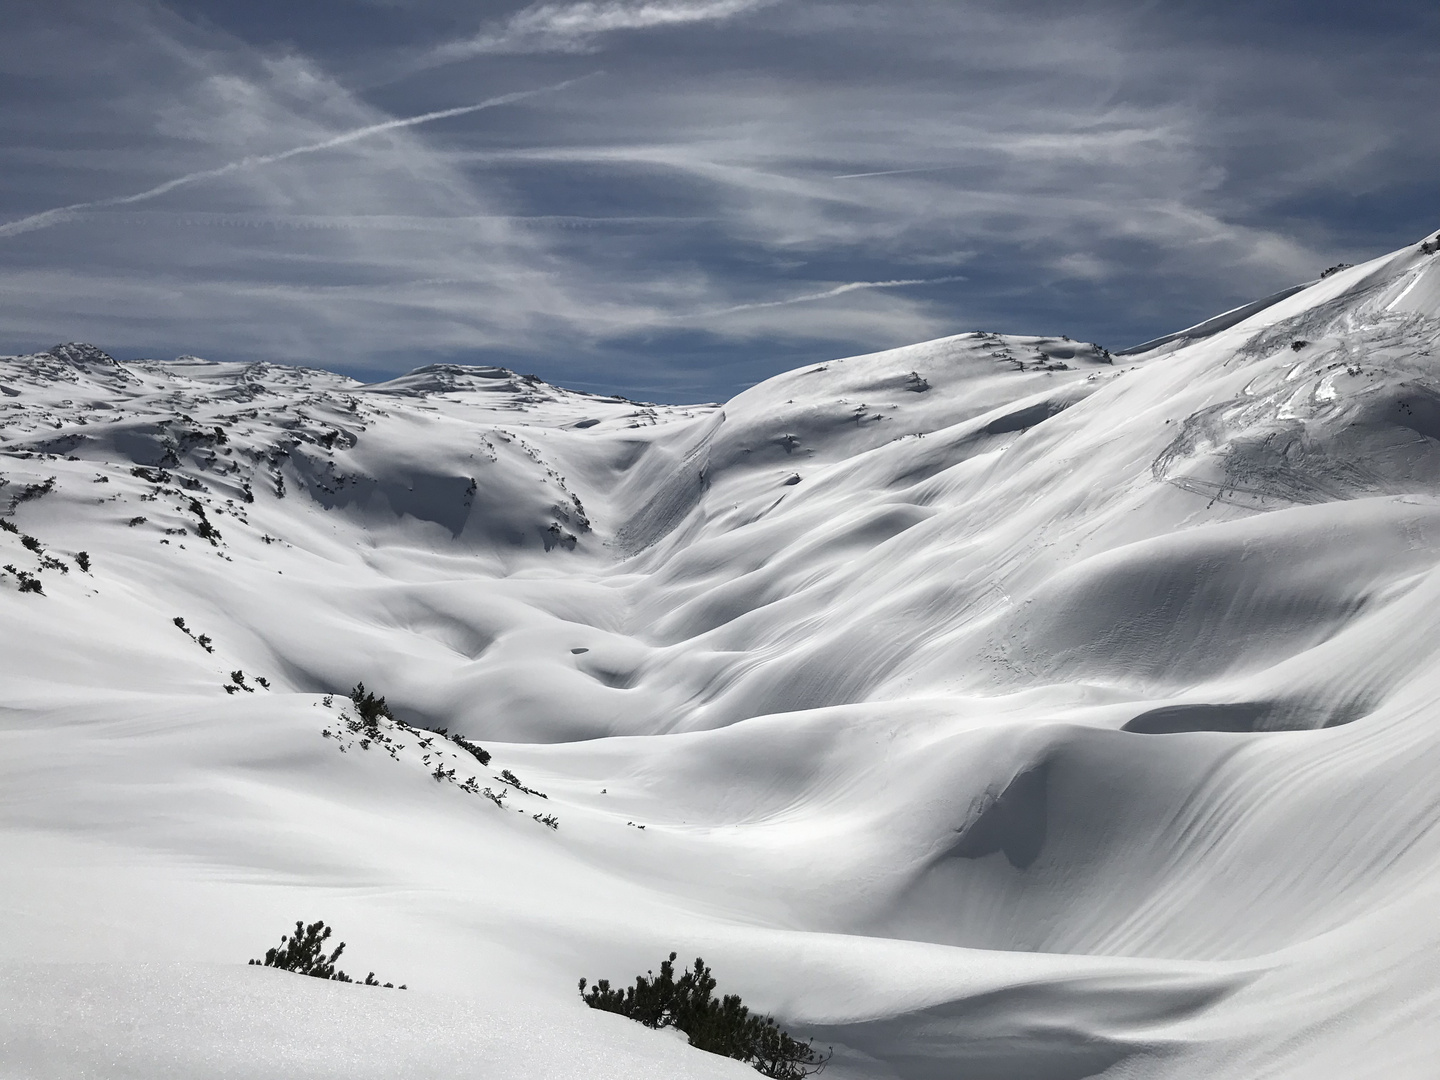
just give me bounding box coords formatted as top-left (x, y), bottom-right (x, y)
top-left (430, 0), bottom-right (780, 61)
top-left (1, 0), bottom-right (1437, 402)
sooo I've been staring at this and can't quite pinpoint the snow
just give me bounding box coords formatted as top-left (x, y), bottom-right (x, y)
top-left (0, 962), bottom-right (756, 1079)
top-left (2, 232), bottom-right (1440, 1078)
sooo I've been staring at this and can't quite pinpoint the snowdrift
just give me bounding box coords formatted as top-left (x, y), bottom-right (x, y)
top-left (3, 233), bottom-right (1440, 1078)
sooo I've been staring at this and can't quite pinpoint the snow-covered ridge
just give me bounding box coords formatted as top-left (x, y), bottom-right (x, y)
top-left (3, 232), bottom-right (1440, 1078)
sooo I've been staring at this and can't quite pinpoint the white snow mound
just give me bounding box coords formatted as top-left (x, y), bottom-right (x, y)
top-left (3, 232), bottom-right (1440, 1078)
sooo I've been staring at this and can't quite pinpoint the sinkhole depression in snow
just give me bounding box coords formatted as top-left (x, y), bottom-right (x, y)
top-left (4, 234), bottom-right (1440, 1079)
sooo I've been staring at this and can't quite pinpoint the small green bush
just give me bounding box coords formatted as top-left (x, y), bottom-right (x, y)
top-left (249, 918), bottom-right (404, 989)
top-left (187, 498), bottom-right (222, 545)
top-left (500, 768), bottom-right (547, 798)
top-left (452, 733), bottom-right (491, 766)
top-left (4, 564), bottom-right (43, 595)
top-left (580, 953), bottom-right (828, 1078)
top-left (14, 478), bottom-right (55, 504)
top-left (251, 919), bottom-right (348, 979)
top-left (350, 683), bottom-right (393, 729)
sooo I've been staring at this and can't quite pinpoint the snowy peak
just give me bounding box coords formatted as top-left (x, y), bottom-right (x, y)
top-left (0, 327), bottom-right (1119, 563)
top-left (359, 363), bottom-right (550, 399)
top-left (1125, 227), bottom-right (1440, 356)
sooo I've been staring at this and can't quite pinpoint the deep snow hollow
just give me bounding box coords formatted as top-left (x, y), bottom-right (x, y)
top-left (4, 233), bottom-right (1440, 1079)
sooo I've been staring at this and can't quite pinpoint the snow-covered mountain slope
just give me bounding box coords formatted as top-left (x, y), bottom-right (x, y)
top-left (3, 232), bottom-right (1440, 1079)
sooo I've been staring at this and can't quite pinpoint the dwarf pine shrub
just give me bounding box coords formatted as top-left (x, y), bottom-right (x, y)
top-left (14, 477), bottom-right (55, 504)
top-left (187, 498), bottom-right (221, 545)
top-left (500, 768), bottom-right (547, 798)
top-left (452, 733), bottom-right (491, 766)
top-left (4, 564), bottom-right (43, 595)
top-left (350, 683), bottom-right (393, 730)
top-left (249, 919), bottom-right (404, 989)
top-left (580, 952), bottom-right (829, 1079)
top-left (251, 919), bottom-right (347, 979)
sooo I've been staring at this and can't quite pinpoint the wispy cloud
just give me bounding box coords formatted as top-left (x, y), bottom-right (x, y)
top-left (693, 276), bottom-right (967, 318)
top-left (3, 0), bottom-right (1436, 401)
top-left (831, 166), bottom-right (966, 181)
top-left (431, 0), bottom-right (777, 61)
top-left (0, 77), bottom-right (595, 241)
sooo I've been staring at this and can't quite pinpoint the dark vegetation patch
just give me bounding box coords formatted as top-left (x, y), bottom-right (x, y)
top-left (249, 919), bottom-right (404, 989)
top-left (581, 952), bottom-right (829, 1078)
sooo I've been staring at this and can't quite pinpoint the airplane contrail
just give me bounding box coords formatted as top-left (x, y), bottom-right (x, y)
top-left (698, 276), bottom-right (967, 317)
top-left (831, 166), bottom-right (964, 180)
top-left (0, 76), bottom-right (597, 241)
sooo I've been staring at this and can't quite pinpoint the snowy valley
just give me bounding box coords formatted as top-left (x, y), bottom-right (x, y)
top-left (3, 233), bottom-right (1440, 1078)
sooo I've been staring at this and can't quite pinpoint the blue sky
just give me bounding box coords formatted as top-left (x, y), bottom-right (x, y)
top-left (2, 1), bottom-right (1437, 401)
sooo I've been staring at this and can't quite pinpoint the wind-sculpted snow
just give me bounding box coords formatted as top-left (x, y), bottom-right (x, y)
top-left (3, 235), bottom-right (1440, 1078)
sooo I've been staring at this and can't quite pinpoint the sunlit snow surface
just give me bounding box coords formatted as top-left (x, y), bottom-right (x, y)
top-left (4, 240), bottom-right (1440, 1078)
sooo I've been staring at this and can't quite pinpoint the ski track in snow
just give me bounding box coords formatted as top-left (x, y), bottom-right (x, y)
top-left (3, 238), bottom-right (1440, 1078)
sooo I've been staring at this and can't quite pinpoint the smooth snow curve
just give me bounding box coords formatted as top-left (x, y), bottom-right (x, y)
top-left (3, 233), bottom-right (1440, 1079)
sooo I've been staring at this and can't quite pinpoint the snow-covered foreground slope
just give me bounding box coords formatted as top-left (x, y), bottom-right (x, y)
top-left (4, 233), bottom-right (1440, 1079)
